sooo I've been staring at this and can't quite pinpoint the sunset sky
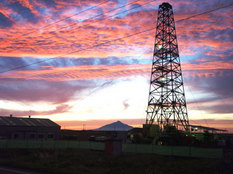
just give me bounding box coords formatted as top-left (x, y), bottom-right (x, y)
top-left (0, 0), bottom-right (232, 131)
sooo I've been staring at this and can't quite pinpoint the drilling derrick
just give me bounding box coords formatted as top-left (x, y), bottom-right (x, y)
top-left (146, 2), bottom-right (189, 130)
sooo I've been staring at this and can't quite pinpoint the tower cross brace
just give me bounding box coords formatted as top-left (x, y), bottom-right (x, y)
top-left (146, 2), bottom-right (189, 130)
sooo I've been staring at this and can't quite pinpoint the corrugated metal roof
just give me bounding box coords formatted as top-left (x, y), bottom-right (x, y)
top-left (0, 116), bottom-right (60, 127)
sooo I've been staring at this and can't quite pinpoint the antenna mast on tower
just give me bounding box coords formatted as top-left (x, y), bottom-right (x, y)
top-left (146, 2), bottom-right (189, 130)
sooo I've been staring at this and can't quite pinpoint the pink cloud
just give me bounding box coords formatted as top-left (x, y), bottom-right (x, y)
top-left (0, 104), bottom-right (72, 117)
top-left (56, 118), bottom-right (233, 132)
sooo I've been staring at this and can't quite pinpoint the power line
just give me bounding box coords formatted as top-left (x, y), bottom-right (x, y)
top-left (9, 0), bottom-right (110, 38)
top-left (177, 3), bottom-right (233, 22)
top-left (1, 3), bottom-right (232, 74)
top-left (178, 3), bottom-right (233, 127)
top-left (0, 0), bottom-right (157, 74)
top-left (1, 0), bottom-right (153, 55)
top-left (185, 84), bottom-right (209, 127)
top-left (58, 0), bottom-right (154, 31)
top-left (0, 28), bottom-right (154, 74)
top-left (3, 0), bottom-right (142, 40)
top-left (29, 0), bottom-right (157, 43)
top-left (36, 1), bottom-right (108, 29)
top-left (0, 0), bottom-right (156, 74)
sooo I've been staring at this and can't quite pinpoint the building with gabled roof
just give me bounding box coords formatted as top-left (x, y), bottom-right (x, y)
top-left (0, 115), bottom-right (60, 140)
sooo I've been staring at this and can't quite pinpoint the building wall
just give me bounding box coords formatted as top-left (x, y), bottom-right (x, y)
top-left (0, 126), bottom-right (60, 140)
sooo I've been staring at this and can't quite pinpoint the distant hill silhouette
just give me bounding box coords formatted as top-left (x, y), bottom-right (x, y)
top-left (96, 121), bottom-right (133, 131)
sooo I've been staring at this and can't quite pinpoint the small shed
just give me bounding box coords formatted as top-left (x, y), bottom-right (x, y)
top-left (105, 138), bottom-right (122, 157)
top-left (0, 116), bottom-right (60, 140)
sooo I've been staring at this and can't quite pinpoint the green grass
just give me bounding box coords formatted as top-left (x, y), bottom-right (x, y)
top-left (0, 149), bottom-right (232, 174)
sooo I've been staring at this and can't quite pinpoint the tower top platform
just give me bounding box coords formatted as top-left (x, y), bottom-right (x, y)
top-left (160, 2), bottom-right (172, 9)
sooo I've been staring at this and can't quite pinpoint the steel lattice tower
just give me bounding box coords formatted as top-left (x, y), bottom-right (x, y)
top-left (146, 2), bottom-right (189, 130)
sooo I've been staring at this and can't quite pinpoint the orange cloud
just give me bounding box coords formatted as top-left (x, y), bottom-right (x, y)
top-left (56, 118), bottom-right (233, 132)
top-left (182, 60), bottom-right (233, 71)
top-left (0, 0), bottom-right (232, 64)
top-left (0, 64), bottom-right (151, 81)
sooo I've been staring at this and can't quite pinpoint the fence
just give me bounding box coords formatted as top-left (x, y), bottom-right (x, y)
top-left (0, 140), bottom-right (223, 159)
top-left (122, 144), bottom-right (223, 158)
top-left (0, 140), bottom-right (104, 151)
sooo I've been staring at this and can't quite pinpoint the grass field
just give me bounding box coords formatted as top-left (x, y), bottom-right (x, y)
top-left (0, 149), bottom-right (232, 174)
